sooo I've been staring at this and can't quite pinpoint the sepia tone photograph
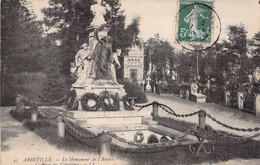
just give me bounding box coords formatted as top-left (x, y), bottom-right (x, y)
top-left (1, 0), bottom-right (260, 164)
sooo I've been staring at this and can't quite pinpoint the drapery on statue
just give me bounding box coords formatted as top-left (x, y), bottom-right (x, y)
top-left (90, 24), bottom-right (114, 81)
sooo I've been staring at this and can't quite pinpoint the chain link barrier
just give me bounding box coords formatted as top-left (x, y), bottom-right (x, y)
top-left (16, 94), bottom-right (260, 148)
top-left (159, 104), bottom-right (201, 117)
top-left (62, 117), bottom-right (100, 139)
top-left (37, 109), bottom-right (59, 119)
top-left (133, 101), bottom-right (260, 142)
top-left (20, 95), bottom-right (66, 106)
top-left (206, 114), bottom-right (260, 132)
top-left (108, 128), bottom-right (193, 148)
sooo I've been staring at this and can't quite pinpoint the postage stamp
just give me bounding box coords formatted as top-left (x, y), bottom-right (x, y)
top-left (176, 0), bottom-right (221, 50)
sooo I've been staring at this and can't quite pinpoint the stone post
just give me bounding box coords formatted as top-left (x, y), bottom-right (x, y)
top-left (198, 110), bottom-right (206, 129)
top-left (152, 101), bottom-right (159, 118)
top-left (15, 95), bottom-right (23, 112)
top-left (99, 130), bottom-right (112, 157)
top-left (78, 99), bottom-right (82, 111)
top-left (237, 92), bottom-right (244, 110)
top-left (254, 94), bottom-right (260, 116)
top-left (180, 89), bottom-right (183, 98)
top-left (57, 112), bottom-right (65, 138)
top-left (186, 90), bottom-right (190, 100)
top-left (225, 91), bottom-right (231, 107)
top-left (31, 105), bottom-right (38, 122)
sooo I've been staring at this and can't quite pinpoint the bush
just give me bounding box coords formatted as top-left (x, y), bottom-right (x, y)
top-left (119, 80), bottom-right (148, 103)
top-left (1, 72), bottom-right (46, 106)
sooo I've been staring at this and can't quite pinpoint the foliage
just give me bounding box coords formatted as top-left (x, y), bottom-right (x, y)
top-left (1, 0), bottom-right (43, 73)
top-left (42, 0), bottom-right (94, 75)
top-left (39, 37), bottom-right (69, 102)
top-left (249, 32), bottom-right (260, 68)
top-left (1, 0), bottom-right (44, 105)
top-left (144, 34), bottom-right (175, 82)
top-left (1, 72), bottom-right (46, 106)
top-left (119, 80), bottom-right (147, 103)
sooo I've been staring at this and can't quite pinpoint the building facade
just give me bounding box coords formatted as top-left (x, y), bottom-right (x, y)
top-left (124, 45), bottom-right (144, 84)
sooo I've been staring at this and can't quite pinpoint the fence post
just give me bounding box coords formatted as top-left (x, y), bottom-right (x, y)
top-left (237, 92), bottom-right (244, 110)
top-left (186, 90), bottom-right (190, 100)
top-left (78, 99), bottom-right (83, 111)
top-left (152, 101), bottom-right (159, 118)
top-left (15, 95), bottom-right (23, 112)
top-left (225, 91), bottom-right (231, 107)
top-left (255, 93), bottom-right (260, 116)
top-left (198, 110), bottom-right (206, 129)
top-left (99, 130), bottom-right (112, 157)
top-left (31, 107), bottom-right (38, 122)
top-left (57, 112), bottom-right (65, 138)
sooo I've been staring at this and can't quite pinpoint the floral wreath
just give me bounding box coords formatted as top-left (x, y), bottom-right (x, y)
top-left (134, 131), bottom-right (144, 143)
top-left (81, 93), bottom-right (100, 111)
top-left (122, 96), bottom-right (134, 110)
top-left (65, 90), bottom-right (78, 110)
top-left (99, 91), bottom-right (120, 111)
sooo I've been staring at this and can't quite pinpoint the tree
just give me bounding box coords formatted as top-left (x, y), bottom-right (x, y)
top-left (1, 0), bottom-right (43, 73)
top-left (227, 24), bottom-right (250, 84)
top-left (144, 34), bottom-right (174, 82)
top-left (1, 0), bottom-right (43, 105)
top-left (249, 32), bottom-right (260, 68)
top-left (42, 0), bottom-right (94, 75)
top-left (227, 24), bottom-right (248, 57)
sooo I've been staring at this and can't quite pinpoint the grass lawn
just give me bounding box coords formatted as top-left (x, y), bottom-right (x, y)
top-left (10, 110), bottom-right (260, 165)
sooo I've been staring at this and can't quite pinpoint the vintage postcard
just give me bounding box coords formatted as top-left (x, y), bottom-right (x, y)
top-left (1, 0), bottom-right (260, 165)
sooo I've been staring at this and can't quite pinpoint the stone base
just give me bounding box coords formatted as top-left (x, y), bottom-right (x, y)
top-left (61, 109), bottom-right (154, 128)
top-left (190, 93), bottom-right (207, 103)
top-left (72, 80), bottom-right (126, 100)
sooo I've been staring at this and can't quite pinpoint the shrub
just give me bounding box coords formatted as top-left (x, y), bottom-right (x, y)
top-left (1, 72), bottom-right (46, 106)
top-left (119, 80), bottom-right (148, 103)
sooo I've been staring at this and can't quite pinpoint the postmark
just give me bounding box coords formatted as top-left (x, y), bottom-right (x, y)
top-left (176, 0), bottom-right (221, 51)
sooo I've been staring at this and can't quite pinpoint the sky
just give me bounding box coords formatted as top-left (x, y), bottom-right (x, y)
top-left (30, 0), bottom-right (259, 47)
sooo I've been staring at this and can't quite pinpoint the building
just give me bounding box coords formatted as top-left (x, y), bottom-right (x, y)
top-left (124, 45), bottom-right (144, 84)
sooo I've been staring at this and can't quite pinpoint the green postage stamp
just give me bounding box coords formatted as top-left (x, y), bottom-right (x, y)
top-left (176, 0), bottom-right (220, 50)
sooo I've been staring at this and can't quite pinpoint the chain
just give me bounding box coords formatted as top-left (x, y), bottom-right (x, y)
top-left (207, 114), bottom-right (260, 132)
top-left (108, 133), bottom-right (143, 147)
top-left (172, 129), bottom-right (192, 143)
top-left (160, 104), bottom-right (200, 117)
top-left (131, 102), bottom-right (154, 111)
top-left (20, 95), bottom-right (66, 106)
top-left (37, 109), bottom-right (59, 119)
top-left (63, 117), bottom-right (99, 139)
top-left (212, 128), bottom-right (260, 142)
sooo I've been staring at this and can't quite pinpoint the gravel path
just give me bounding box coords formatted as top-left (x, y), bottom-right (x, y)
top-left (1, 107), bottom-right (128, 165)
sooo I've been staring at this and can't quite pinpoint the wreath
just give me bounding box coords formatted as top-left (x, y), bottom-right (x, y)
top-left (147, 134), bottom-right (159, 144)
top-left (134, 131), bottom-right (144, 143)
top-left (159, 136), bottom-right (170, 143)
top-left (100, 91), bottom-right (120, 111)
top-left (122, 96), bottom-right (134, 111)
top-left (81, 93), bottom-right (100, 111)
top-left (65, 90), bottom-right (78, 110)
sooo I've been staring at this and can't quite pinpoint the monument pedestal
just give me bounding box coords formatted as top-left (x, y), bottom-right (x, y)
top-left (69, 80), bottom-right (126, 111)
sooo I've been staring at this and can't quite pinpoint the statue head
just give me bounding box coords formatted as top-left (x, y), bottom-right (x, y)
top-left (81, 43), bottom-right (88, 50)
top-left (116, 49), bottom-right (121, 55)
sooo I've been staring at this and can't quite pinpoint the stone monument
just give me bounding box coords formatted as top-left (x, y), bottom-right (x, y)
top-left (67, 0), bottom-right (126, 111)
top-left (190, 81), bottom-right (207, 103)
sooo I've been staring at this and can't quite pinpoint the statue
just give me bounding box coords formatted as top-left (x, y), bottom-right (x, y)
top-left (90, 30), bottom-right (113, 81)
top-left (72, 43), bottom-right (93, 86)
top-left (91, 0), bottom-right (107, 27)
